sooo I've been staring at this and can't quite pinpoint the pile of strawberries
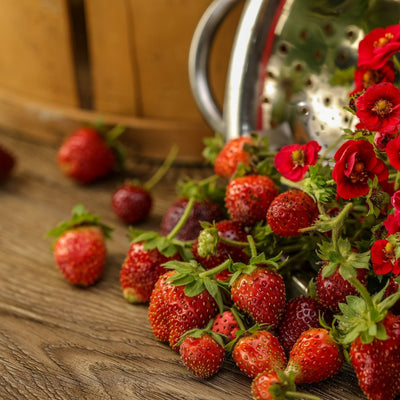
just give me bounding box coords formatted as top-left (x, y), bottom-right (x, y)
top-left (45, 21), bottom-right (400, 400)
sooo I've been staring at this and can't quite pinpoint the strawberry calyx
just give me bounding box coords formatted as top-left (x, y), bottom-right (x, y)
top-left (177, 319), bottom-right (225, 348)
top-left (224, 323), bottom-right (270, 353)
top-left (163, 259), bottom-right (230, 313)
top-left (47, 204), bottom-right (113, 243)
top-left (264, 371), bottom-right (322, 400)
top-left (317, 238), bottom-right (370, 280)
top-left (92, 121), bottom-right (126, 171)
top-left (334, 277), bottom-right (400, 345)
top-left (128, 197), bottom-right (196, 258)
top-left (177, 175), bottom-right (225, 205)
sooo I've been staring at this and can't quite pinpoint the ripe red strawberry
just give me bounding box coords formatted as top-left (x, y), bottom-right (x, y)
top-left (112, 183), bottom-right (152, 224)
top-left (231, 268), bottom-right (286, 330)
top-left (251, 369), bottom-right (282, 400)
top-left (148, 269), bottom-right (219, 351)
top-left (316, 265), bottom-right (369, 312)
top-left (111, 146), bottom-right (177, 224)
top-left (214, 136), bottom-right (254, 178)
top-left (225, 174), bottom-right (278, 226)
top-left (148, 270), bottom-right (175, 342)
top-left (58, 126), bottom-right (122, 183)
top-left (285, 328), bottom-right (344, 384)
top-left (179, 331), bottom-right (225, 378)
top-left (120, 241), bottom-right (181, 303)
top-left (277, 296), bottom-right (332, 356)
top-left (232, 330), bottom-right (287, 378)
top-left (161, 197), bottom-right (225, 240)
top-left (192, 220), bottom-right (249, 281)
top-left (0, 144), bottom-right (16, 181)
top-left (349, 312), bottom-right (400, 400)
top-left (267, 189), bottom-right (319, 237)
top-left (47, 205), bottom-right (113, 286)
top-left (211, 310), bottom-right (240, 341)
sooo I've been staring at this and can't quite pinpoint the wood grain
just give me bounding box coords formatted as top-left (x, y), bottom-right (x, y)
top-left (0, 130), bottom-right (367, 399)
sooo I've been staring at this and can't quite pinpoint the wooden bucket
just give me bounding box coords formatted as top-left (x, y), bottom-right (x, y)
top-left (0, 0), bottom-right (243, 162)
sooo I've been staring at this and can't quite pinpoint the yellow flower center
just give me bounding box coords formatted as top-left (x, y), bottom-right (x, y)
top-left (384, 242), bottom-right (395, 261)
top-left (372, 99), bottom-right (393, 117)
top-left (349, 161), bottom-right (369, 183)
top-left (362, 70), bottom-right (382, 88)
top-left (374, 33), bottom-right (394, 48)
top-left (291, 149), bottom-right (305, 167)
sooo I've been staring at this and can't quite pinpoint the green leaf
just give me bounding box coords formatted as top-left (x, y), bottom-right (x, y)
top-left (322, 262), bottom-right (338, 278)
top-left (203, 278), bottom-right (219, 298)
top-left (185, 279), bottom-right (206, 297)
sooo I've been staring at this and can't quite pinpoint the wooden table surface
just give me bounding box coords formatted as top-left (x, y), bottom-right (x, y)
top-left (0, 130), bottom-right (368, 399)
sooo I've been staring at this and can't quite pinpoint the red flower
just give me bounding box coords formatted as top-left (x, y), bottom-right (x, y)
top-left (384, 212), bottom-right (400, 235)
top-left (358, 23), bottom-right (400, 69)
top-left (354, 61), bottom-right (395, 92)
top-left (392, 190), bottom-right (400, 211)
top-left (356, 82), bottom-right (400, 134)
top-left (386, 135), bottom-right (400, 170)
top-left (374, 131), bottom-right (394, 151)
top-left (371, 239), bottom-right (400, 275)
top-left (274, 140), bottom-right (321, 182)
top-left (332, 139), bottom-right (388, 199)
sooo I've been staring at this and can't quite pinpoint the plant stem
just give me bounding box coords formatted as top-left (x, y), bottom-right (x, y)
top-left (230, 306), bottom-right (247, 331)
top-left (331, 202), bottom-right (353, 253)
top-left (395, 170), bottom-right (400, 192)
top-left (143, 145), bottom-right (179, 191)
top-left (247, 235), bottom-right (258, 258)
top-left (199, 259), bottom-right (231, 279)
top-left (166, 197), bottom-right (195, 240)
top-left (287, 392), bottom-right (321, 400)
top-left (348, 276), bottom-right (374, 311)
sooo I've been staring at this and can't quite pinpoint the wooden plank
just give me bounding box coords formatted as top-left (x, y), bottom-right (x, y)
top-left (0, 0), bottom-right (78, 106)
top-left (125, 0), bottom-right (242, 121)
top-left (84, 0), bottom-right (139, 115)
top-left (0, 86), bottom-right (211, 162)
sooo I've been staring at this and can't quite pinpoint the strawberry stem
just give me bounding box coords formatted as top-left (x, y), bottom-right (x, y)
top-left (143, 145), bottom-right (179, 191)
top-left (348, 276), bottom-right (375, 311)
top-left (230, 305), bottom-right (246, 331)
top-left (286, 392), bottom-right (321, 400)
top-left (247, 235), bottom-right (258, 258)
top-left (166, 197), bottom-right (195, 240)
top-left (198, 259), bottom-right (231, 279)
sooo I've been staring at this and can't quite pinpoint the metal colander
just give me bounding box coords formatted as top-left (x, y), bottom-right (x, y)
top-left (189, 0), bottom-right (400, 152)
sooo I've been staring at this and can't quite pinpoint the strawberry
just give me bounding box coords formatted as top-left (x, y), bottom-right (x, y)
top-left (285, 328), bottom-right (344, 384)
top-left (251, 370), bottom-right (282, 400)
top-left (334, 278), bottom-right (400, 400)
top-left (179, 329), bottom-right (225, 378)
top-left (148, 270), bottom-right (175, 342)
top-left (58, 125), bottom-right (124, 183)
top-left (349, 312), bottom-right (400, 400)
top-left (112, 184), bottom-right (152, 224)
top-left (225, 174), bottom-right (278, 226)
top-left (47, 204), bottom-right (113, 286)
top-left (277, 296), bottom-right (332, 356)
top-left (0, 144), bottom-right (16, 181)
top-left (148, 262), bottom-right (220, 351)
top-left (211, 309), bottom-right (240, 341)
top-left (231, 267), bottom-right (286, 330)
top-left (192, 220), bottom-right (249, 281)
top-left (111, 146), bottom-right (178, 224)
top-left (120, 241), bottom-right (181, 303)
top-left (232, 329), bottom-right (287, 378)
top-left (267, 189), bottom-right (319, 237)
top-left (251, 370), bottom-right (321, 400)
top-left (315, 239), bottom-right (370, 312)
top-left (161, 197), bottom-right (225, 240)
top-left (214, 136), bottom-right (254, 178)
top-left (316, 266), bottom-right (369, 312)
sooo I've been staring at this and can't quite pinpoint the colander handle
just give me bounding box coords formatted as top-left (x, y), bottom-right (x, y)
top-left (188, 0), bottom-right (242, 135)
